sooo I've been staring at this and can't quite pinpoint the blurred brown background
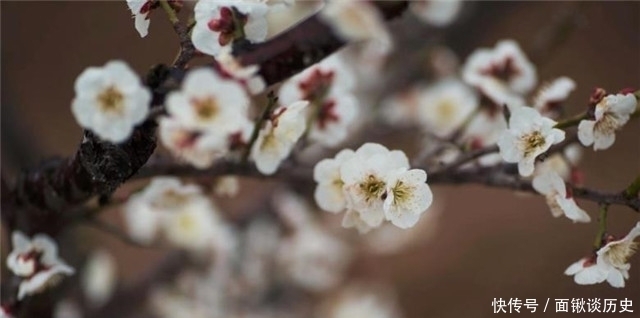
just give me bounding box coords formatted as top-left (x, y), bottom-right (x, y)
top-left (2, 1), bottom-right (639, 317)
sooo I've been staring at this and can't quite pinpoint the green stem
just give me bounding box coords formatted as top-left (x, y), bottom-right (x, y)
top-left (242, 92), bottom-right (278, 163)
top-left (554, 112), bottom-right (588, 129)
top-left (159, 0), bottom-right (179, 25)
top-left (624, 175), bottom-right (640, 199)
top-left (593, 204), bottom-right (609, 249)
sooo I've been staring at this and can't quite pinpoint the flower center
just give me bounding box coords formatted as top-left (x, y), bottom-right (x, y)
top-left (436, 99), bottom-right (456, 122)
top-left (594, 112), bottom-right (620, 135)
top-left (605, 241), bottom-right (638, 268)
top-left (153, 189), bottom-right (190, 210)
top-left (191, 97), bottom-right (219, 121)
top-left (16, 250), bottom-right (50, 278)
top-left (176, 212), bottom-right (197, 233)
top-left (316, 100), bottom-right (340, 130)
top-left (482, 57), bottom-right (520, 83)
top-left (298, 69), bottom-right (335, 102)
top-left (521, 130), bottom-right (545, 157)
top-left (97, 86), bottom-right (125, 114)
top-left (359, 174), bottom-right (386, 202)
top-left (391, 180), bottom-right (411, 206)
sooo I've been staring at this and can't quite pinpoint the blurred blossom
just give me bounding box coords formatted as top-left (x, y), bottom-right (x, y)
top-left (416, 78), bottom-right (479, 138)
top-left (460, 110), bottom-right (507, 166)
top-left (318, 283), bottom-right (403, 318)
top-left (215, 48), bottom-right (266, 95)
top-left (565, 222), bottom-right (640, 288)
top-left (7, 231), bottom-right (75, 300)
top-left (277, 224), bottom-right (351, 292)
top-left (320, 0), bottom-right (392, 52)
top-left (123, 177), bottom-right (226, 253)
top-left (533, 77), bottom-right (576, 118)
top-left (251, 101), bottom-right (309, 174)
top-left (497, 106), bottom-right (565, 177)
top-left (53, 299), bottom-right (82, 318)
top-left (379, 88), bottom-right (421, 127)
top-left (532, 171), bottom-right (590, 223)
top-left (462, 40), bottom-right (536, 109)
top-left (123, 177), bottom-right (202, 244)
top-left (82, 249), bottom-right (117, 307)
top-left (71, 60), bottom-right (151, 143)
top-left (279, 53), bottom-right (359, 147)
top-left (410, 0), bottom-right (462, 27)
top-left (214, 176), bottom-right (240, 198)
top-left (192, 0), bottom-right (269, 57)
top-left (578, 93), bottom-right (637, 151)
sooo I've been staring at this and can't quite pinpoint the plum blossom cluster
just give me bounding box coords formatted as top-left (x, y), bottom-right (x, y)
top-left (314, 143), bottom-right (433, 233)
top-left (123, 177), bottom-right (227, 253)
top-left (6, 232), bottom-right (75, 300)
top-left (158, 68), bottom-right (253, 168)
top-left (279, 54), bottom-right (359, 147)
top-left (565, 222), bottom-right (640, 288)
top-left (71, 60), bottom-right (151, 143)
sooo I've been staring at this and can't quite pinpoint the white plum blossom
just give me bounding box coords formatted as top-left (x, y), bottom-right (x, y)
top-left (565, 222), bottom-right (640, 288)
top-left (6, 231), bottom-right (75, 300)
top-left (81, 250), bottom-right (117, 307)
top-left (250, 101), bottom-right (309, 175)
top-left (71, 60), bottom-right (151, 143)
top-left (497, 106), bottom-right (565, 177)
top-left (215, 48), bottom-right (266, 95)
top-left (166, 68), bottom-right (251, 132)
top-left (126, 0), bottom-right (153, 37)
top-left (532, 171), bottom-right (590, 223)
top-left (160, 68), bottom-right (253, 168)
top-left (313, 149), bottom-right (355, 213)
top-left (383, 169), bottom-right (434, 229)
top-left (314, 143), bottom-right (434, 232)
top-left (279, 54), bottom-right (359, 146)
top-left (159, 118), bottom-right (244, 169)
top-left (320, 0), bottom-right (392, 51)
top-left (533, 77), bottom-right (576, 117)
top-left (578, 93), bottom-right (637, 151)
top-left (340, 143), bottom-right (410, 227)
top-left (416, 79), bottom-right (479, 138)
top-left (192, 0), bottom-right (269, 57)
top-left (410, 0), bottom-right (463, 27)
top-left (462, 40), bottom-right (536, 108)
